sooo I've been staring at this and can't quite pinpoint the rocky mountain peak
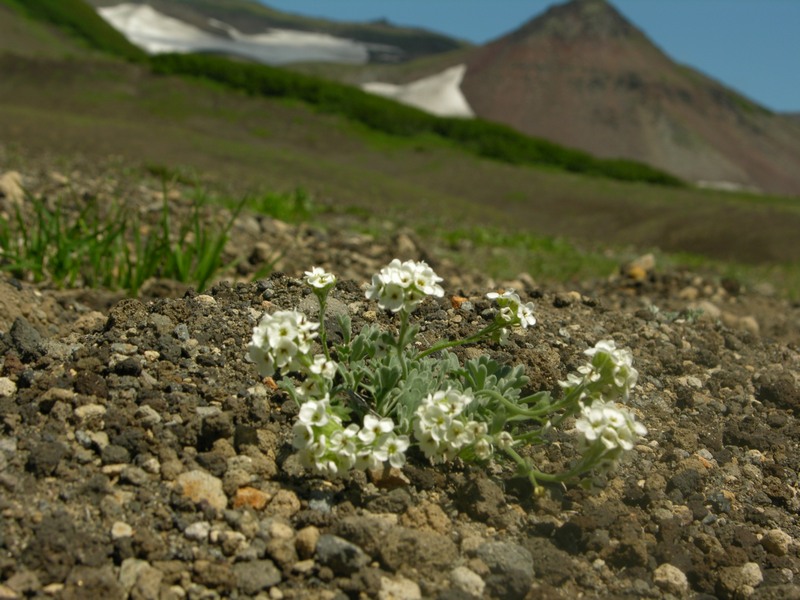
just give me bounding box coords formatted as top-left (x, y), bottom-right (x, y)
top-left (509, 0), bottom-right (643, 44)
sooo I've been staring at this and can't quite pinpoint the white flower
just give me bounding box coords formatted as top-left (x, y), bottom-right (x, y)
top-left (373, 433), bottom-right (410, 468)
top-left (365, 259), bottom-right (444, 313)
top-left (495, 431), bottom-right (514, 450)
top-left (305, 267), bottom-right (336, 290)
top-left (487, 289), bottom-right (536, 329)
top-left (575, 400), bottom-right (647, 454)
top-left (358, 414), bottom-right (395, 445)
top-left (248, 310), bottom-right (319, 377)
top-left (474, 438), bottom-right (493, 461)
top-left (292, 422), bottom-right (314, 448)
top-left (585, 340), bottom-right (638, 392)
top-left (413, 389), bottom-right (481, 464)
top-left (309, 354), bottom-right (337, 379)
top-left (298, 397), bottom-right (331, 428)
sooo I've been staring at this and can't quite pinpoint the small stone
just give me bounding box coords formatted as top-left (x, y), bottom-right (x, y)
top-left (476, 541), bottom-right (534, 600)
top-left (175, 470), bottom-right (227, 511)
top-left (10, 317), bottom-right (44, 362)
top-left (316, 534), bottom-right (370, 576)
top-left (233, 560), bottom-right (281, 595)
top-left (232, 486), bottom-right (270, 510)
top-left (5, 570), bottom-right (40, 596)
top-left (135, 405), bottom-right (162, 427)
top-left (0, 377), bottom-right (17, 397)
top-left (653, 563), bottom-right (689, 595)
top-left (194, 295), bottom-right (216, 305)
top-left (718, 562), bottom-right (763, 598)
top-left (761, 529), bottom-right (793, 556)
top-left (184, 521), bottom-right (211, 542)
top-left (295, 526), bottom-right (320, 559)
top-left (74, 403), bottom-right (106, 420)
top-left (111, 521), bottom-right (134, 540)
top-left (379, 575), bottom-right (421, 600)
top-left (450, 566), bottom-right (485, 598)
top-left (265, 489), bottom-right (300, 518)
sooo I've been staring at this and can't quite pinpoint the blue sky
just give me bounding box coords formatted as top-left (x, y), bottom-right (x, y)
top-left (258, 0), bottom-right (800, 113)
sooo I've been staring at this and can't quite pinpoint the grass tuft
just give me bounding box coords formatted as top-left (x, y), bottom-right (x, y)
top-left (0, 187), bottom-right (244, 296)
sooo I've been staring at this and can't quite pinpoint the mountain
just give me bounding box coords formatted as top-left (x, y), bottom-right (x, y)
top-left (84, 0), bottom-right (470, 64)
top-left (458, 0), bottom-right (800, 195)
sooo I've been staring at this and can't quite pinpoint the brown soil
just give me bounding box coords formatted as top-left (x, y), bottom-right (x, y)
top-left (1, 161), bottom-right (800, 599)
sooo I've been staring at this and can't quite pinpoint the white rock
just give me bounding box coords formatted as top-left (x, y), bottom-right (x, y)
top-left (184, 521), bottom-right (211, 541)
top-left (761, 528), bottom-right (793, 556)
top-left (740, 562), bottom-right (764, 587)
top-left (450, 566), bottom-right (485, 597)
top-left (74, 403), bottom-right (107, 420)
top-left (111, 521), bottom-right (134, 540)
top-left (379, 575), bottom-right (422, 600)
top-left (653, 563), bottom-right (689, 595)
top-left (175, 470), bottom-right (227, 511)
top-left (0, 378), bottom-right (17, 398)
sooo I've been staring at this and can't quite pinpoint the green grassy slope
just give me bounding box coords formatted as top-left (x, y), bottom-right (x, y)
top-left (0, 0), bottom-right (146, 61)
top-left (1, 0), bottom-right (799, 296)
top-left (5, 0), bottom-right (683, 187)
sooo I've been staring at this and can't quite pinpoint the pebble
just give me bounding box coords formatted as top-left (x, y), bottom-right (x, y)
top-left (175, 470), bottom-right (227, 511)
top-left (761, 528), bottom-right (793, 556)
top-left (315, 534), bottom-right (370, 576)
top-left (0, 377), bottom-right (17, 397)
top-left (111, 521), bottom-right (134, 540)
top-left (476, 541), bottom-right (534, 600)
top-left (135, 404), bottom-right (162, 426)
top-left (718, 562), bottom-right (763, 598)
top-left (653, 563), bottom-right (689, 595)
top-left (450, 565), bottom-right (486, 597)
top-left (233, 560), bottom-right (281, 595)
top-left (184, 521), bottom-right (211, 542)
top-left (265, 489), bottom-right (301, 518)
top-left (295, 526), bottom-right (321, 559)
top-left (232, 486), bottom-right (271, 510)
top-left (73, 402), bottom-right (106, 421)
top-left (379, 575), bottom-right (421, 600)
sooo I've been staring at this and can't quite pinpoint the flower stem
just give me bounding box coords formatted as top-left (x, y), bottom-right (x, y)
top-left (415, 322), bottom-right (503, 359)
top-left (396, 311), bottom-right (410, 378)
top-left (316, 293), bottom-right (331, 362)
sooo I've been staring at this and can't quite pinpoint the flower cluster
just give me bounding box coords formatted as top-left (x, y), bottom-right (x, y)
top-left (248, 310), bottom-right (319, 377)
top-left (559, 340), bottom-right (646, 473)
top-left (486, 289), bottom-right (536, 344)
top-left (575, 399), bottom-right (647, 469)
top-left (365, 259), bottom-right (444, 313)
top-left (560, 339), bottom-right (638, 403)
top-left (293, 395), bottom-right (410, 476)
top-left (247, 260), bottom-right (647, 491)
top-left (487, 289), bottom-right (537, 328)
top-left (413, 389), bottom-right (492, 463)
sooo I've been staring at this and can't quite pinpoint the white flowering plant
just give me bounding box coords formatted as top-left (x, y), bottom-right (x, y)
top-left (248, 259), bottom-right (646, 491)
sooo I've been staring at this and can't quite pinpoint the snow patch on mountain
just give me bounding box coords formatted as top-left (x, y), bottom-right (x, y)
top-left (97, 3), bottom-right (372, 64)
top-left (362, 65), bottom-right (474, 118)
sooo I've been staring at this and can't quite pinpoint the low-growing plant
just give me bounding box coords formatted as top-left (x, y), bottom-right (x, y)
top-left (248, 260), bottom-right (646, 491)
top-left (246, 187), bottom-right (315, 223)
top-left (0, 189), bottom-right (243, 295)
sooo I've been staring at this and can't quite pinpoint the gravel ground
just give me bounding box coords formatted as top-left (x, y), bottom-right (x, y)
top-left (1, 165), bottom-right (800, 599)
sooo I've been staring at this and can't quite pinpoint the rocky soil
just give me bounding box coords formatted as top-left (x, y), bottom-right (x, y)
top-left (1, 163), bottom-right (800, 599)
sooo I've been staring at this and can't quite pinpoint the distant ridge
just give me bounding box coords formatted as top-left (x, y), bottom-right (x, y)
top-left (459, 0), bottom-right (800, 195)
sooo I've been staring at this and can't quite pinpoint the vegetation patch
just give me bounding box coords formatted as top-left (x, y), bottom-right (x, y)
top-left (0, 188), bottom-right (242, 296)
